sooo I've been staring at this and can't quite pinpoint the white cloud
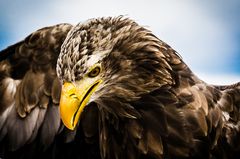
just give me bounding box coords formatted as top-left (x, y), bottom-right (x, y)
top-left (197, 72), bottom-right (240, 85)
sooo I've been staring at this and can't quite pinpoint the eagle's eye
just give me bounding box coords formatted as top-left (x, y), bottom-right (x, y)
top-left (88, 66), bottom-right (101, 78)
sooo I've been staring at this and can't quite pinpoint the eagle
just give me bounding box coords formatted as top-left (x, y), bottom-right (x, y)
top-left (0, 16), bottom-right (239, 159)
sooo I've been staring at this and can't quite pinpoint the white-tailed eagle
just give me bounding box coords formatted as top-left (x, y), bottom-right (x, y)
top-left (0, 16), bottom-right (240, 159)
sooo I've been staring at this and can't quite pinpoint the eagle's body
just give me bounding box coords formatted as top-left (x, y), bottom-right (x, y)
top-left (0, 17), bottom-right (239, 159)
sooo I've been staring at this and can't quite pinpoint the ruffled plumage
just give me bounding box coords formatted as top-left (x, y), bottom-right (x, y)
top-left (0, 16), bottom-right (240, 159)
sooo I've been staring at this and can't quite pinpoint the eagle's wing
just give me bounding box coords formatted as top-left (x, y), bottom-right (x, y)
top-left (0, 24), bottom-right (73, 154)
top-left (131, 57), bottom-right (240, 158)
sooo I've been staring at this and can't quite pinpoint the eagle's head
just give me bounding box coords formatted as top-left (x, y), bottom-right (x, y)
top-left (56, 16), bottom-right (175, 130)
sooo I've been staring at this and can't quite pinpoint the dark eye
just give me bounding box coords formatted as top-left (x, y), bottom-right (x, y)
top-left (88, 66), bottom-right (101, 78)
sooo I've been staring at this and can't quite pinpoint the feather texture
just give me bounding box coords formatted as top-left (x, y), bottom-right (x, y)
top-left (0, 16), bottom-right (240, 159)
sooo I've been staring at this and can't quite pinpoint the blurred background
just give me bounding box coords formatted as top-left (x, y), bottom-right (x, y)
top-left (0, 0), bottom-right (239, 85)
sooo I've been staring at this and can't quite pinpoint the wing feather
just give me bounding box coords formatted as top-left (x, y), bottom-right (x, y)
top-left (0, 24), bottom-right (72, 153)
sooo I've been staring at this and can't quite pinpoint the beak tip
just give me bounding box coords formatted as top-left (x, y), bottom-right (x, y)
top-left (62, 120), bottom-right (76, 131)
top-left (67, 126), bottom-right (75, 131)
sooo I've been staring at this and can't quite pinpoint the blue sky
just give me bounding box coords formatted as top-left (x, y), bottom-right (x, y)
top-left (0, 0), bottom-right (239, 84)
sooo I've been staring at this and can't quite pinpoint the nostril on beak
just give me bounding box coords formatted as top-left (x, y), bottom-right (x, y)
top-left (69, 93), bottom-right (79, 100)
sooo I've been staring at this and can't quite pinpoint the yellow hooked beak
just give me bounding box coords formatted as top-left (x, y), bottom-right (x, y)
top-left (59, 79), bottom-right (102, 130)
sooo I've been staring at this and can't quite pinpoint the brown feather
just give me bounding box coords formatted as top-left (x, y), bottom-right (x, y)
top-left (0, 23), bottom-right (72, 154)
top-left (1, 16), bottom-right (240, 159)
